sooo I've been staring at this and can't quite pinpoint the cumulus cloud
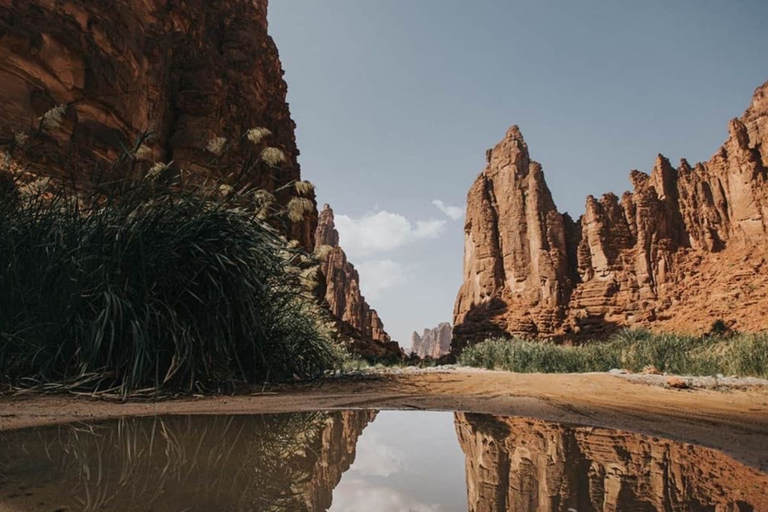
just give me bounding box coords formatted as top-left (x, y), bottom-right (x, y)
top-left (329, 478), bottom-right (444, 512)
top-left (355, 260), bottom-right (407, 299)
top-left (432, 200), bottom-right (463, 220)
top-left (335, 211), bottom-right (446, 258)
top-left (348, 431), bottom-right (405, 477)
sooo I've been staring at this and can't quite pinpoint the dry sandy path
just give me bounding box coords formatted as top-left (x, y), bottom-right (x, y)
top-left (2, 369), bottom-right (768, 470)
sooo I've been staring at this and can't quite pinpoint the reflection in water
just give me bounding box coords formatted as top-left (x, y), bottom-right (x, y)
top-left (0, 411), bottom-right (766, 512)
top-left (0, 412), bottom-right (374, 512)
top-left (454, 413), bottom-right (768, 512)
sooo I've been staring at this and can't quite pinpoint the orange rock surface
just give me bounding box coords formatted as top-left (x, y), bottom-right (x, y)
top-left (0, 0), bottom-right (316, 247)
top-left (455, 413), bottom-right (768, 512)
top-left (316, 204), bottom-right (402, 359)
top-left (454, 81), bottom-right (768, 348)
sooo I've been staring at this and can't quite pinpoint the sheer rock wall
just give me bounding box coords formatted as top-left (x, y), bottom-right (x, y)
top-left (453, 81), bottom-right (768, 349)
top-left (0, 0), bottom-right (316, 246)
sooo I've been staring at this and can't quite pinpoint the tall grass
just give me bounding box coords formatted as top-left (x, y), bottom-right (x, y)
top-left (459, 329), bottom-right (768, 378)
top-left (0, 190), bottom-right (337, 395)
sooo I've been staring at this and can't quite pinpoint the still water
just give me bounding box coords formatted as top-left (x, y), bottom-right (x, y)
top-left (1, 411), bottom-right (766, 512)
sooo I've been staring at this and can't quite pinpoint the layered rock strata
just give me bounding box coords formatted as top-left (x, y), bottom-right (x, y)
top-left (411, 322), bottom-right (453, 359)
top-left (453, 81), bottom-right (768, 348)
top-left (315, 204), bottom-right (402, 359)
top-left (0, 0), bottom-right (316, 247)
top-left (455, 413), bottom-right (768, 512)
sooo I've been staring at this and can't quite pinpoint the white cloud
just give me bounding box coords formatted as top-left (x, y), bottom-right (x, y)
top-left (355, 260), bottom-right (407, 299)
top-left (329, 478), bottom-right (445, 512)
top-left (432, 200), bottom-right (463, 220)
top-left (349, 431), bottom-right (405, 477)
top-left (335, 211), bottom-right (446, 259)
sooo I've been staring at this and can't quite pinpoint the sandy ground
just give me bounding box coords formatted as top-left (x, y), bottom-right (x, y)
top-left (2, 368), bottom-right (768, 471)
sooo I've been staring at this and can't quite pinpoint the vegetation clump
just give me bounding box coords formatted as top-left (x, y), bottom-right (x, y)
top-left (0, 188), bottom-right (338, 395)
top-left (459, 329), bottom-right (768, 378)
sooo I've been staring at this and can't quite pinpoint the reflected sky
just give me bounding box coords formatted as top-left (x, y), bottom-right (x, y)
top-left (330, 411), bottom-right (466, 512)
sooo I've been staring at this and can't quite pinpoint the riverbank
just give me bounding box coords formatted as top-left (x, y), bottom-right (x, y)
top-left (2, 368), bottom-right (768, 471)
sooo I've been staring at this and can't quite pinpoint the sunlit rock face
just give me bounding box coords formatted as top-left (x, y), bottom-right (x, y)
top-left (0, 411), bottom-right (375, 511)
top-left (453, 80), bottom-right (768, 349)
top-left (454, 413), bottom-right (768, 512)
top-left (315, 204), bottom-right (402, 360)
top-left (0, 0), bottom-right (315, 247)
top-left (411, 322), bottom-right (453, 358)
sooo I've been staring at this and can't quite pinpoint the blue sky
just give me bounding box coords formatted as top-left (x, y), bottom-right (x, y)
top-left (269, 1), bottom-right (768, 347)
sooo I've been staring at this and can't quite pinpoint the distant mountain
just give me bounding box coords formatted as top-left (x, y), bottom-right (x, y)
top-left (411, 323), bottom-right (452, 359)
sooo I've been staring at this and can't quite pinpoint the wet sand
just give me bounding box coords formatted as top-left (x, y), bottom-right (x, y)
top-left (2, 369), bottom-right (768, 470)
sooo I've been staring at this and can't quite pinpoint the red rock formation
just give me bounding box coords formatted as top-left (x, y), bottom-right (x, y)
top-left (0, 0), bottom-right (316, 247)
top-left (454, 81), bottom-right (768, 348)
top-left (455, 413), bottom-right (768, 512)
top-left (316, 204), bottom-right (402, 359)
top-left (411, 322), bottom-right (453, 359)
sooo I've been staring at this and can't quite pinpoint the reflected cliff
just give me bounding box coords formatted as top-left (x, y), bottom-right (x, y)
top-left (0, 411), bottom-right (374, 512)
top-left (455, 413), bottom-right (768, 512)
top-left (1, 411), bottom-right (767, 512)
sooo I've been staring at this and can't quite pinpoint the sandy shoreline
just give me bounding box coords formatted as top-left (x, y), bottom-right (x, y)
top-left (2, 369), bottom-right (768, 471)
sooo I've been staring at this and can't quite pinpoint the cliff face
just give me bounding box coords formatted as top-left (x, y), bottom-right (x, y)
top-left (315, 204), bottom-right (402, 359)
top-left (302, 411), bottom-right (377, 511)
top-left (454, 81), bottom-right (768, 348)
top-left (0, 0), bottom-right (315, 247)
top-left (411, 322), bottom-right (453, 358)
top-left (455, 413), bottom-right (768, 512)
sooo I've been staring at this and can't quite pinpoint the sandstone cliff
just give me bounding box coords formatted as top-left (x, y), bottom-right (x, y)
top-left (0, 0), bottom-right (316, 247)
top-left (455, 413), bottom-right (768, 512)
top-left (316, 204), bottom-right (402, 359)
top-left (411, 322), bottom-right (453, 359)
top-left (454, 81), bottom-right (768, 348)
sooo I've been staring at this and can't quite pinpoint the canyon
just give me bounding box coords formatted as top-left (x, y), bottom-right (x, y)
top-left (453, 80), bottom-right (768, 348)
top-left (411, 322), bottom-right (453, 359)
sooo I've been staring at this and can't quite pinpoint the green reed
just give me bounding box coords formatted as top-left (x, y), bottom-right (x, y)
top-left (459, 329), bottom-right (768, 378)
top-left (0, 190), bottom-right (336, 395)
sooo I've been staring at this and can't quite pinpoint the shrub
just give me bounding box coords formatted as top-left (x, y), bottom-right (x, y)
top-left (0, 190), bottom-right (337, 395)
top-left (459, 329), bottom-right (768, 378)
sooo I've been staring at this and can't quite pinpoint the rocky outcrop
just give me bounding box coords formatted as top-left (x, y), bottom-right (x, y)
top-left (455, 413), bottom-right (768, 512)
top-left (315, 204), bottom-right (402, 360)
top-left (454, 81), bottom-right (768, 348)
top-left (0, 0), bottom-right (316, 247)
top-left (411, 322), bottom-right (453, 359)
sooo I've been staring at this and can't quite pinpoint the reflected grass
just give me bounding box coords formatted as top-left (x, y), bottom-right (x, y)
top-left (0, 413), bottom-right (342, 512)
